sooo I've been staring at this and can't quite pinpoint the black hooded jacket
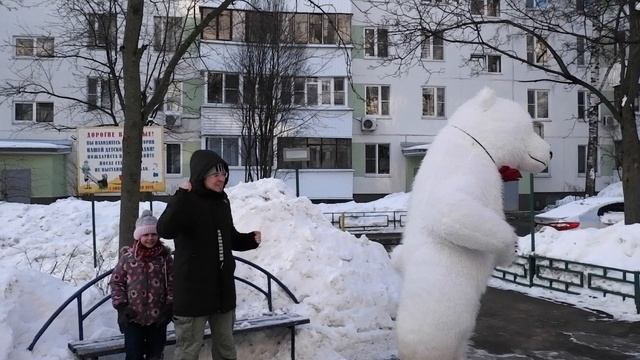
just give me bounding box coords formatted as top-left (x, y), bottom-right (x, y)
top-left (157, 150), bottom-right (258, 316)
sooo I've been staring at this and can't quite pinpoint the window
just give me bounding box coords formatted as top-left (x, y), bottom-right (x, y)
top-left (15, 37), bottom-right (54, 58)
top-left (292, 14), bottom-right (308, 44)
top-left (527, 89), bottom-right (549, 119)
top-left (322, 14), bottom-right (337, 44)
top-left (578, 145), bottom-right (598, 174)
top-left (198, 8), bottom-right (354, 44)
top-left (364, 28), bottom-right (388, 58)
top-left (154, 17), bottom-right (182, 51)
top-left (87, 77), bottom-right (116, 110)
top-left (576, 0), bottom-right (593, 12)
top-left (87, 13), bottom-right (117, 47)
top-left (576, 37), bottom-right (585, 66)
top-left (470, 54), bottom-right (501, 73)
top-left (166, 143), bottom-right (182, 175)
top-left (365, 144), bottom-right (390, 174)
top-left (202, 9), bottom-right (232, 40)
top-left (365, 85), bottom-right (390, 116)
top-left (526, 0), bottom-right (548, 8)
top-left (336, 14), bottom-right (351, 44)
top-left (14, 102), bottom-right (53, 122)
top-left (277, 137), bottom-right (351, 169)
top-left (422, 87), bottom-right (446, 117)
top-left (577, 90), bottom-right (587, 120)
top-left (526, 35), bottom-right (550, 65)
top-left (283, 77), bottom-right (345, 106)
top-left (206, 72), bottom-right (239, 104)
top-left (533, 122), bottom-right (549, 173)
top-left (206, 136), bottom-right (241, 166)
top-left (421, 33), bottom-right (444, 60)
top-left (309, 14), bottom-right (323, 44)
top-left (471, 0), bottom-right (500, 16)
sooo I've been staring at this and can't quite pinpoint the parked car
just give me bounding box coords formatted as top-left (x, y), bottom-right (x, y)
top-left (534, 197), bottom-right (625, 230)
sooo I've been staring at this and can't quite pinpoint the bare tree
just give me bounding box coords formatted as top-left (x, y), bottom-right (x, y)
top-left (1, 0), bottom-right (235, 248)
top-left (360, 0), bottom-right (639, 224)
top-left (223, 0), bottom-right (317, 181)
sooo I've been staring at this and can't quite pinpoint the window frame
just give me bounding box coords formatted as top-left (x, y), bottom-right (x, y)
top-left (527, 89), bottom-right (549, 120)
top-left (577, 90), bottom-right (587, 120)
top-left (277, 137), bottom-right (351, 169)
top-left (365, 143), bottom-right (390, 175)
top-left (283, 77), bottom-right (346, 107)
top-left (470, 54), bottom-right (502, 73)
top-left (526, 35), bottom-right (551, 66)
top-left (165, 143), bottom-right (182, 175)
top-left (206, 72), bottom-right (240, 104)
top-left (13, 101), bottom-right (54, 123)
top-left (577, 144), bottom-right (598, 174)
top-left (202, 9), bottom-right (233, 41)
top-left (200, 9), bottom-right (351, 45)
top-left (87, 77), bottom-right (116, 111)
top-left (87, 13), bottom-right (117, 47)
top-left (576, 37), bottom-right (585, 66)
top-left (14, 36), bottom-right (54, 58)
top-left (421, 33), bottom-right (444, 60)
top-left (365, 85), bottom-right (390, 116)
top-left (471, 0), bottom-right (500, 16)
top-left (422, 86), bottom-right (446, 118)
top-left (364, 27), bottom-right (388, 58)
top-left (205, 136), bottom-right (242, 166)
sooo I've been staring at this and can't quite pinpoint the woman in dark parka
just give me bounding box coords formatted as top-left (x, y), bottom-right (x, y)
top-left (157, 149), bottom-right (261, 360)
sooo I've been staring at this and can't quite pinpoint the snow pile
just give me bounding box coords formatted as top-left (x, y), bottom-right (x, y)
top-left (0, 179), bottom-right (400, 360)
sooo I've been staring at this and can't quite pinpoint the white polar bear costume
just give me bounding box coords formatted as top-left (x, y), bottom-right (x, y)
top-left (393, 88), bottom-right (551, 360)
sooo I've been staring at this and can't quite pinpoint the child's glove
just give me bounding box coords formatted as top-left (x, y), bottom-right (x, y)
top-left (156, 304), bottom-right (173, 327)
top-left (116, 305), bottom-right (136, 333)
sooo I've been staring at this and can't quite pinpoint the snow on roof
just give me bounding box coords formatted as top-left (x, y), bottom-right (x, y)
top-left (0, 140), bottom-right (71, 153)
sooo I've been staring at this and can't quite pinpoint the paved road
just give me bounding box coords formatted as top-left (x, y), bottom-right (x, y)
top-left (470, 287), bottom-right (640, 359)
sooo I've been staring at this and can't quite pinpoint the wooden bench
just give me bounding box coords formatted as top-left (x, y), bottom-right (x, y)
top-left (68, 313), bottom-right (310, 359)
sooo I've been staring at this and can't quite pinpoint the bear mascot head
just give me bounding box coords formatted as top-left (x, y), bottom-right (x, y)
top-left (393, 87), bottom-right (551, 360)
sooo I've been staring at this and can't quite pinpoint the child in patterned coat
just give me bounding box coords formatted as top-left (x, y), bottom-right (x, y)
top-left (110, 210), bottom-right (174, 360)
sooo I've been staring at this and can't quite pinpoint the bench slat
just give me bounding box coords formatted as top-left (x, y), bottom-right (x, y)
top-left (68, 313), bottom-right (309, 358)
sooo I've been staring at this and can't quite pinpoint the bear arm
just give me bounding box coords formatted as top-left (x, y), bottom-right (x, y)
top-left (432, 196), bottom-right (516, 254)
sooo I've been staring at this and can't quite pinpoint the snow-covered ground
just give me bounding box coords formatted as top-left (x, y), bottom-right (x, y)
top-left (0, 179), bottom-right (638, 360)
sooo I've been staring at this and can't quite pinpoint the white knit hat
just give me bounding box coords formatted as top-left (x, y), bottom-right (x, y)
top-left (133, 210), bottom-right (158, 240)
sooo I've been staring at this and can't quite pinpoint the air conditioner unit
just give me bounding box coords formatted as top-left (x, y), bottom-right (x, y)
top-left (164, 114), bottom-right (182, 129)
top-left (361, 118), bottom-right (377, 131)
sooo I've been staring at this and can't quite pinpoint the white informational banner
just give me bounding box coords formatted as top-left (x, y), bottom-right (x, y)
top-left (77, 127), bottom-right (165, 194)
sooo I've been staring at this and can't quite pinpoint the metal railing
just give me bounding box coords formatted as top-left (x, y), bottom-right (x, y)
top-left (494, 254), bottom-right (640, 313)
top-left (27, 256), bottom-right (300, 351)
top-left (323, 211), bottom-right (408, 233)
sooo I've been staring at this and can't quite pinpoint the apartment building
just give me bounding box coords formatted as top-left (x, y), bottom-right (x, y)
top-left (0, 0), bottom-right (622, 206)
top-left (348, 0), bottom-right (620, 207)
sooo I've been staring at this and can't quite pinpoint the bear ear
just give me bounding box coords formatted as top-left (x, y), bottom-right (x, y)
top-left (476, 87), bottom-right (496, 112)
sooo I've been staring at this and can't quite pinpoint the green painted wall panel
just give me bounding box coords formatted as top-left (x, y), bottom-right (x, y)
top-left (0, 154), bottom-right (67, 197)
top-left (181, 141), bottom-right (202, 178)
top-left (349, 84), bottom-right (365, 119)
top-left (182, 78), bottom-right (205, 116)
top-left (352, 142), bottom-right (365, 177)
top-left (351, 25), bottom-right (364, 59)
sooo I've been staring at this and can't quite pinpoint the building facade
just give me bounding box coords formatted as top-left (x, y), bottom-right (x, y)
top-left (0, 0), bottom-right (621, 207)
